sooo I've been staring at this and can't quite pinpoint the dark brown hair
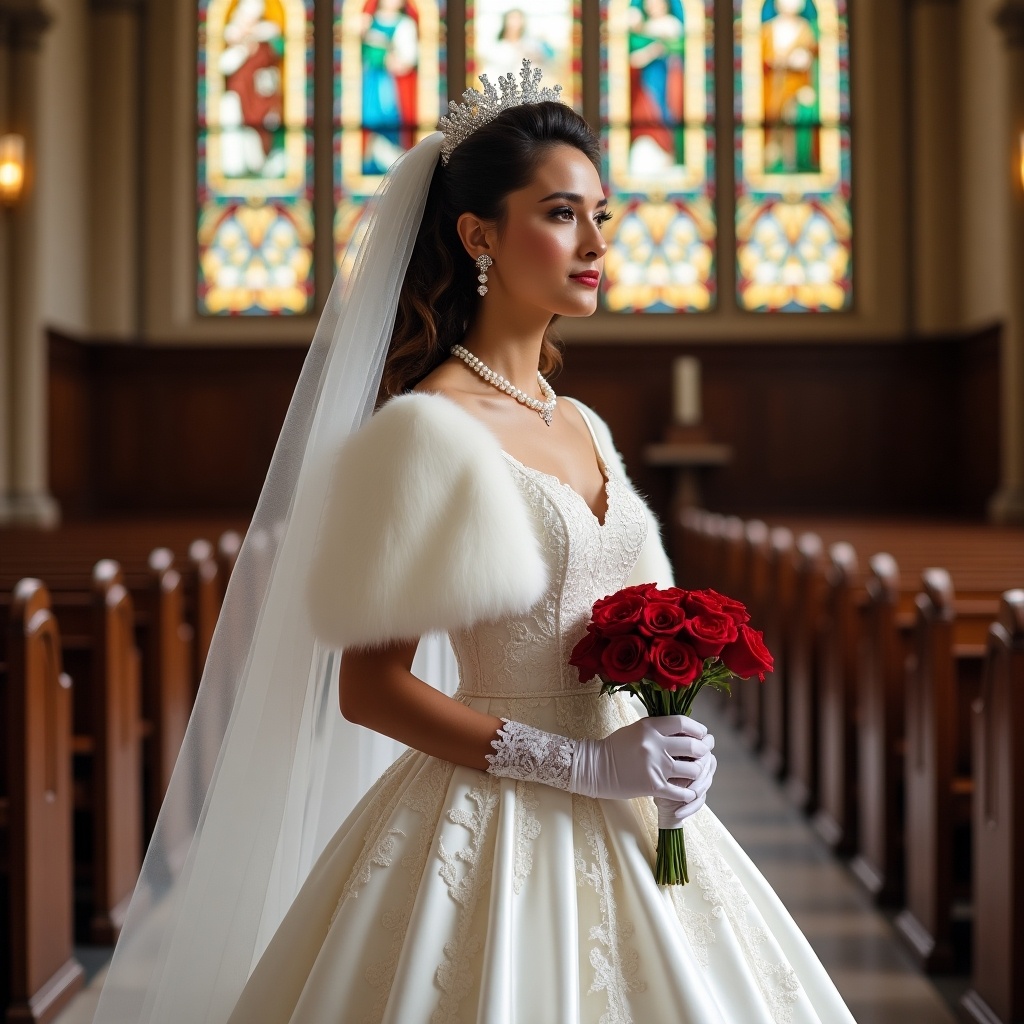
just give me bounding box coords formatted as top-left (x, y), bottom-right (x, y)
top-left (379, 100), bottom-right (602, 400)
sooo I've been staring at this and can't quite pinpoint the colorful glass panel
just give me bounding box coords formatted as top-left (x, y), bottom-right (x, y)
top-left (465, 1), bottom-right (582, 110)
top-left (599, 0), bottom-right (716, 313)
top-left (198, 0), bottom-right (315, 315)
top-left (735, 0), bottom-right (852, 311)
top-left (334, 0), bottom-right (446, 267)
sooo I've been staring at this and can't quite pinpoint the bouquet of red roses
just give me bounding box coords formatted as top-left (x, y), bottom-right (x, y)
top-left (568, 583), bottom-right (773, 885)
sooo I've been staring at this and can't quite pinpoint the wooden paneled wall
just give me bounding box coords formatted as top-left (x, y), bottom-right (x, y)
top-left (49, 327), bottom-right (1000, 520)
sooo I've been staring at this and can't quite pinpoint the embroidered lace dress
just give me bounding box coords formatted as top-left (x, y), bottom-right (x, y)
top-left (226, 400), bottom-right (857, 1024)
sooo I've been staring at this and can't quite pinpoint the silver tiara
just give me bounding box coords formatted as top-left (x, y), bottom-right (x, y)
top-left (437, 57), bottom-right (566, 166)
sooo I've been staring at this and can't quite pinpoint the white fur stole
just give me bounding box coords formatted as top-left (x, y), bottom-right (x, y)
top-left (306, 392), bottom-right (549, 649)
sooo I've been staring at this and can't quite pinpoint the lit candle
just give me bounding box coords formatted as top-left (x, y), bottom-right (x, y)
top-left (673, 356), bottom-right (701, 426)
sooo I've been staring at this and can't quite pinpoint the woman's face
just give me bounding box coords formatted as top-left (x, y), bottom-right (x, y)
top-left (471, 144), bottom-right (610, 319)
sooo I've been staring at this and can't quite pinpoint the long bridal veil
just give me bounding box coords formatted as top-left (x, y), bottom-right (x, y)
top-left (91, 131), bottom-right (457, 1024)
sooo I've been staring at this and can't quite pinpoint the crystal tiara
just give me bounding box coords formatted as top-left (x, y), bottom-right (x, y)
top-left (437, 57), bottom-right (566, 167)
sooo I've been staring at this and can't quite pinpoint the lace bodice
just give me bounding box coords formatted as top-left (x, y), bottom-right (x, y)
top-left (449, 406), bottom-right (648, 700)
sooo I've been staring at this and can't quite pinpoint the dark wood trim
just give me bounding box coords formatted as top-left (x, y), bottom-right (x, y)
top-left (48, 325), bottom-right (1001, 520)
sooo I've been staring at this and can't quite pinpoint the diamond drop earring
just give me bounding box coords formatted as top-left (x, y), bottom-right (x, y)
top-left (475, 254), bottom-right (493, 296)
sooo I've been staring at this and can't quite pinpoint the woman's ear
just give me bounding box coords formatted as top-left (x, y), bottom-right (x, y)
top-left (456, 211), bottom-right (497, 262)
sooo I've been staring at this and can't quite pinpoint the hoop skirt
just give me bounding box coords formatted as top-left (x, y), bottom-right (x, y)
top-left (226, 406), bottom-right (858, 1024)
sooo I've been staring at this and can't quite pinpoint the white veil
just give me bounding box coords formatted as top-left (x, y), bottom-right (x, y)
top-left (91, 130), bottom-right (458, 1023)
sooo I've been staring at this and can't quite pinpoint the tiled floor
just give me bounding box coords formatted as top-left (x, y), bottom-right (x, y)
top-left (53, 701), bottom-right (967, 1024)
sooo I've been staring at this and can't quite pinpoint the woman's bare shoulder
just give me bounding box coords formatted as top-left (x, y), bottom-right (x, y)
top-left (411, 363), bottom-right (495, 420)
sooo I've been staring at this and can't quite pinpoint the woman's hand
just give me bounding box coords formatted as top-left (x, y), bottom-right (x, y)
top-left (653, 735), bottom-right (717, 828)
top-left (569, 715), bottom-right (713, 802)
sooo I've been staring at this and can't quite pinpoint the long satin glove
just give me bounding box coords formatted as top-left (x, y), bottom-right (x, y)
top-left (483, 714), bottom-right (713, 805)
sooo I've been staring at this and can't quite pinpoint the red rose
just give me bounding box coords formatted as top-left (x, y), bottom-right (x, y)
top-left (639, 601), bottom-right (688, 638)
top-left (683, 612), bottom-right (739, 659)
top-left (569, 628), bottom-right (607, 685)
top-left (591, 593), bottom-right (646, 635)
top-left (616, 583), bottom-right (661, 600)
top-left (648, 638), bottom-right (703, 691)
top-left (599, 634), bottom-right (651, 683)
top-left (653, 586), bottom-right (690, 605)
top-left (720, 624), bottom-right (774, 681)
top-left (685, 588), bottom-right (750, 626)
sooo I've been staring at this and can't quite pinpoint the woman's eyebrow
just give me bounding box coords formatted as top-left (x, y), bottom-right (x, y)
top-left (537, 191), bottom-right (609, 207)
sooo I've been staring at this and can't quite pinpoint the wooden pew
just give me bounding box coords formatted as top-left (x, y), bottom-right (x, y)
top-left (895, 568), bottom-right (995, 973)
top-left (216, 529), bottom-right (242, 597)
top-left (785, 532), bottom-right (826, 812)
top-left (812, 542), bottom-right (861, 853)
top-left (699, 512), bottom-right (726, 591)
top-left (739, 520), bottom-right (769, 751)
top-left (135, 550), bottom-right (193, 841)
top-left (721, 516), bottom-right (747, 729)
top-left (759, 527), bottom-right (795, 779)
top-left (188, 539), bottom-right (220, 686)
top-left (962, 589), bottom-right (1024, 1024)
top-left (678, 508), bottom-right (704, 588)
top-left (60, 561), bottom-right (143, 945)
top-left (850, 553), bottom-right (907, 904)
top-left (0, 580), bottom-right (84, 1024)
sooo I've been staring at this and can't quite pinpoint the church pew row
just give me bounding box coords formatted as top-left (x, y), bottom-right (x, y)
top-left (815, 549), bottom-right (1010, 862)
top-left (680, 510), bottom-right (1022, 804)
top-left (677, 509), bottom-right (1022, 978)
top-left (2, 552), bottom-right (193, 848)
top-left (895, 569), bottom-right (994, 973)
top-left (0, 531), bottom-right (239, 951)
top-left (0, 580), bottom-right (84, 1024)
top-left (962, 590), bottom-right (1024, 1024)
top-left (50, 562), bottom-right (143, 946)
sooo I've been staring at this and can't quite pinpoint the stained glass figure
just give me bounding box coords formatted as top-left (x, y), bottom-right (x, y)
top-left (735, 0), bottom-right (852, 312)
top-left (466, 1), bottom-right (582, 111)
top-left (600, 0), bottom-right (716, 313)
top-left (334, 0), bottom-right (446, 265)
top-left (198, 0), bottom-right (315, 315)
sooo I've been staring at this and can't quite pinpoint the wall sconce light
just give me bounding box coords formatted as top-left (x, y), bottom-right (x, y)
top-left (0, 134), bottom-right (25, 205)
top-left (1019, 131), bottom-right (1024, 191)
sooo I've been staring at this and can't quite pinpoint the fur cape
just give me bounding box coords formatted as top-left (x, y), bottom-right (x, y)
top-left (306, 391), bottom-right (674, 650)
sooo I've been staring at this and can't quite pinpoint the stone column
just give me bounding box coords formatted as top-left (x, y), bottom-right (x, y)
top-left (991, 0), bottom-right (1024, 524)
top-left (909, 0), bottom-right (961, 333)
top-left (0, 3), bottom-right (58, 527)
top-left (88, 0), bottom-right (144, 336)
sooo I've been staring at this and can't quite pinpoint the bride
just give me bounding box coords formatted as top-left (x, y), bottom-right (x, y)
top-left (90, 60), bottom-right (856, 1023)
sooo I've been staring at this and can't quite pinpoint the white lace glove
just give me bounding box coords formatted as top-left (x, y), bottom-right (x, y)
top-left (484, 715), bottom-right (714, 807)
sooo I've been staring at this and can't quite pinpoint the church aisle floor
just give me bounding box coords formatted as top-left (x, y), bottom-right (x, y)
top-left (52, 701), bottom-right (964, 1024)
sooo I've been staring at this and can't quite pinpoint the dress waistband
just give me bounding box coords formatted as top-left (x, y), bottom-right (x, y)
top-left (455, 685), bottom-right (602, 700)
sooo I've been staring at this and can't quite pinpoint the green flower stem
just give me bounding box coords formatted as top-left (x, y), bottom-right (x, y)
top-left (655, 826), bottom-right (689, 885)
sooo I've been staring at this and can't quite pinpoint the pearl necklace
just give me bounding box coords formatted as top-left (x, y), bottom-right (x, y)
top-left (450, 344), bottom-right (557, 426)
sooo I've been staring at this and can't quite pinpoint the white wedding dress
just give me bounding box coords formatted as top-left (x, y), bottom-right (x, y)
top-left (225, 400), bottom-right (857, 1024)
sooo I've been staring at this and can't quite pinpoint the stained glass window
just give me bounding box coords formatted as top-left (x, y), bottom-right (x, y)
top-left (198, 0), bottom-right (315, 316)
top-left (734, 0), bottom-right (852, 312)
top-left (599, 0), bottom-right (716, 313)
top-left (465, 1), bottom-right (582, 108)
top-left (334, 0), bottom-right (447, 267)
